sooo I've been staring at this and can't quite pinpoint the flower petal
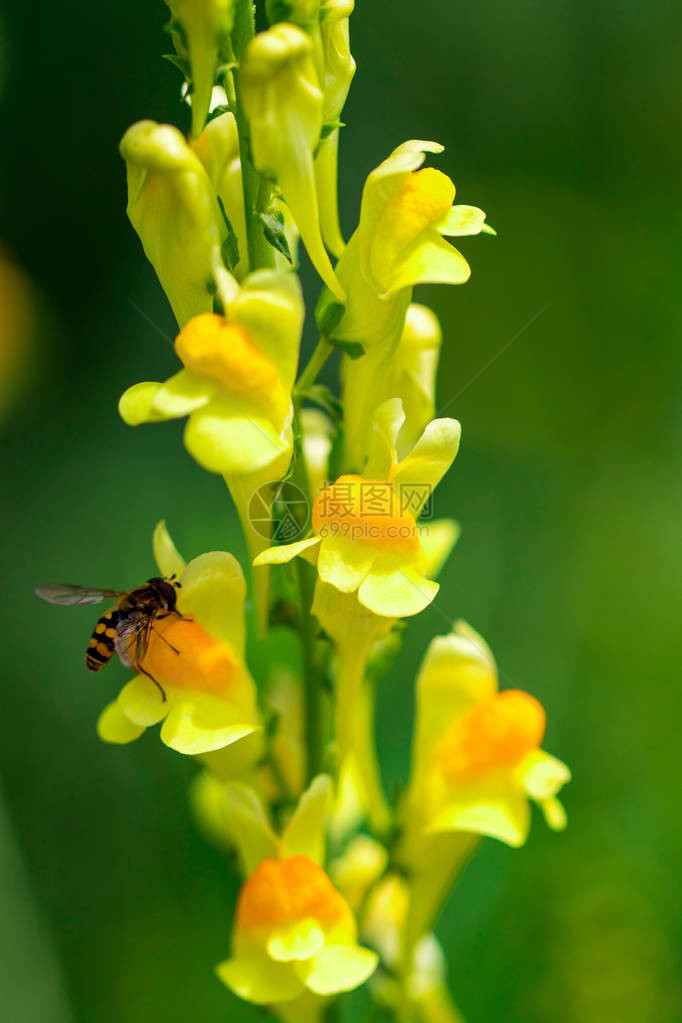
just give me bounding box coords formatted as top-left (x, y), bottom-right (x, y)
top-left (393, 417), bottom-right (462, 514)
top-left (254, 536), bottom-right (322, 566)
top-left (183, 398), bottom-right (290, 476)
top-left (388, 233), bottom-right (471, 293)
top-left (303, 944), bottom-right (378, 996)
top-left (223, 781), bottom-right (279, 874)
top-left (160, 692), bottom-right (258, 755)
top-left (363, 398), bottom-right (405, 479)
top-left (150, 369), bottom-right (213, 417)
top-left (153, 519), bottom-right (186, 579)
top-left (429, 779), bottom-right (531, 848)
top-left (216, 953), bottom-right (304, 1005)
top-left (119, 382), bottom-right (168, 425)
top-left (436, 204), bottom-right (488, 237)
top-left (117, 674), bottom-right (169, 727)
top-left (421, 519), bottom-right (460, 579)
top-left (178, 551), bottom-right (247, 657)
top-left (97, 701), bottom-right (146, 744)
top-left (518, 750), bottom-right (571, 801)
top-left (281, 775), bottom-right (332, 865)
top-left (317, 537), bottom-right (377, 594)
top-left (267, 920), bottom-right (325, 962)
top-left (358, 556), bottom-right (438, 617)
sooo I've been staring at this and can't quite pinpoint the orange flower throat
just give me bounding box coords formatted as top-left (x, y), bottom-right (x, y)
top-left (237, 856), bottom-right (347, 932)
top-left (436, 690), bottom-right (546, 782)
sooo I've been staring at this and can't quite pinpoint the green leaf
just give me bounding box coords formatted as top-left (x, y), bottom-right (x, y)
top-left (217, 197), bottom-right (241, 271)
top-left (206, 103), bottom-right (232, 124)
top-left (162, 53), bottom-right (191, 79)
top-left (257, 207), bottom-right (293, 263)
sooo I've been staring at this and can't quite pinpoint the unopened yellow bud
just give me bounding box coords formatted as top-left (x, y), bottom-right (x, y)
top-left (120, 120), bottom-right (231, 326)
top-left (241, 24), bottom-right (344, 299)
top-left (166, 0), bottom-right (235, 138)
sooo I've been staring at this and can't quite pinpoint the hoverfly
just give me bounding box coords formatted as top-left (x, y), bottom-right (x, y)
top-left (35, 577), bottom-right (187, 700)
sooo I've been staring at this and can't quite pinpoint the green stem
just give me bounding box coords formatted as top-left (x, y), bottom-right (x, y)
top-left (297, 559), bottom-right (324, 781)
top-left (230, 0), bottom-right (275, 272)
top-left (294, 338), bottom-right (333, 398)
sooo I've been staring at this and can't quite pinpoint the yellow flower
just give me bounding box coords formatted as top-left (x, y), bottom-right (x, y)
top-left (241, 24), bottom-right (345, 299)
top-left (119, 270), bottom-right (301, 476)
top-left (119, 272), bottom-right (303, 624)
top-left (97, 522), bottom-right (259, 756)
top-left (408, 620), bottom-right (571, 847)
top-left (120, 120), bottom-right (236, 327)
top-left (165, 0), bottom-right (235, 138)
top-left (255, 399), bottom-right (460, 618)
top-left (216, 776), bottom-right (377, 1010)
top-left (324, 140), bottom-right (490, 468)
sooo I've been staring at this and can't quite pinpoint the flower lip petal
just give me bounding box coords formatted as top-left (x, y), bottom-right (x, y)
top-left (153, 519), bottom-right (186, 579)
top-left (150, 368), bottom-right (213, 417)
top-left (303, 943), bottom-right (379, 996)
top-left (267, 919), bottom-right (325, 962)
top-left (357, 557), bottom-right (438, 618)
top-left (435, 204), bottom-right (488, 237)
top-left (119, 381), bottom-right (166, 425)
top-left (254, 536), bottom-right (322, 566)
top-left (216, 952), bottom-right (305, 1005)
top-left (97, 701), bottom-right (146, 745)
top-left (183, 397), bottom-right (290, 476)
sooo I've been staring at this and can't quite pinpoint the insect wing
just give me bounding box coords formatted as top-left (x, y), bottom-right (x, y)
top-left (35, 584), bottom-right (125, 607)
top-left (114, 614), bottom-right (153, 669)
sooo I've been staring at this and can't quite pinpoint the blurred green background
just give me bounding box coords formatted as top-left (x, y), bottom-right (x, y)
top-left (1, 1), bottom-right (680, 1020)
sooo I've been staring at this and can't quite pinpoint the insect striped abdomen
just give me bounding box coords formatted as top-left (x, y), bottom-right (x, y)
top-left (85, 608), bottom-right (121, 672)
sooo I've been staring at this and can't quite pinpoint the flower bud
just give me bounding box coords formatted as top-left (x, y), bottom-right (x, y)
top-left (165, 0), bottom-right (235, 138)
top-left (314, 1), bottom-right (356, 255)
top-left (241, 24), bottom-right (344, 298)
top-left (120, 120), bottom-right (232, 326)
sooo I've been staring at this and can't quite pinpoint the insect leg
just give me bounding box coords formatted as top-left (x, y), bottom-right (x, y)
top-left (151, 626), bottom-right (181, 655)
top-left (136, 663), bottom-right (167, 702)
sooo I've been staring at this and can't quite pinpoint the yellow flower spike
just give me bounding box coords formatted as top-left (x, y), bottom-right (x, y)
top-left (331, 140), bottom-right (489, 467)
top-left (119, 120), bottom-right (236, 327)
top-left (406, 620), bottom-right (571, 849)
top-left (165, 0), bottom-right (235, 139)
top-left (241, 24), bottom-right (345, 299)
top-left (97, 523), bottom-right (259, 756)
